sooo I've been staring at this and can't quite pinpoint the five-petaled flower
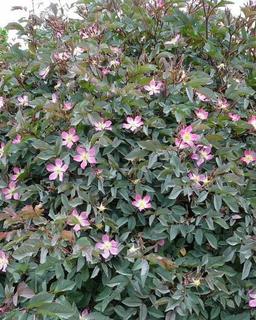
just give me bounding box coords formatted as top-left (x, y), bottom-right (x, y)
top-left (132, 194), bottom-right (151, 211)
top-left (95, 234), bottom-right (119, 259)
top-left (228, 113), bottom-right (241, 122)
top-left (195, 108), bottom-right (208, 120)
top-left (10, 167), bottom-right (23, 181)
top-left (175, 125), bottom-right (200, 149)
top-left (144, 79), bottom-right (163, 95)
top-left (61, 128), bottom-right (79, 149)
top-left (123, 116), bottom-right (143, 132)
top-left (73, 146), bottom-right (96, 169)
top-left (240, 150), bottom-right (256, 165)
top-left (2, 182), bottom-right (20, 200)
top-left (0, 250), bottom-right (8, 272)
top-left (191, 145), bottom-right (213, 166)
top-left (188, 172), bottom-right (209, 188)
top-left (46, 159), bottom-right (68, 182)
top-left (68, 209), bottom-right (90, 232)
top-left (94, 120), bottom-right (112, 131)
top-left (248, 115), bottom-right (256, 130)
top-left (249, 290), bottom-right (256, 308)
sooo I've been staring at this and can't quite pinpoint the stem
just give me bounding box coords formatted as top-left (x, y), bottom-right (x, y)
top-left (202, 0), bottom-right (209, 40)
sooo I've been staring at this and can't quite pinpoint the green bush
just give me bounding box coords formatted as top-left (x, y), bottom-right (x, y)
top-left (0, 0), bottom-right (256, 319)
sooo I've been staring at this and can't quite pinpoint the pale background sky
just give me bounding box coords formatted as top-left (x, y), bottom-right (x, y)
top-left (0, 0), bottom-right (247, 28)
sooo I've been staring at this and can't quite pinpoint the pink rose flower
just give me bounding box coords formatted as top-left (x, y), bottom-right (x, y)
top-left (217, 98), bottom-right (229, 109)
top-left (63, 101), bottom-right (73, 111)
top-left (0, 250), bottom-right (8, 272)
top-left (175, 125), bottom-right (200, 149)
top-left (196, 92), bottom-right (209, 102)
top-left (249, 290), bottom-right (256, 308)
top-left (240, 150), bottom-right (256, 165)
top-left (2, 182), bottom-right (20, 200)
top-left (10, 167), bottom-right (23, 181)
top-left (12, 134), bottom-right (22, 144)
top-left (73, 146), bottom-right (96, 169)
top-left (195, 108), bottom-right (208, 120)
top-left (95, 234), bottom-right (119, 259)
top-left (61, 128), bottom-right (79, 149)
top-left (123, 116), bottom-right (143, 132)
top-left (132, 194), bottom-right (151, 211)
top-left (17, 95), bottom-right (29, 106)
top-left (228, 113), bottom-right (241, 122)
top-left (144, 79), bottom-right (163, 95)
top-left (46, 159), bottom-right (68, 182)
top-left (94, 120), bottom-right (112, 131)
top-left (68, 209), bottom-right (90, 232)
top-left (248, 115), bottom-right (256, 130)
top-left (191, 145), bottom-right (213, 166)
top-left (188, 172), bottom-right (209, 188)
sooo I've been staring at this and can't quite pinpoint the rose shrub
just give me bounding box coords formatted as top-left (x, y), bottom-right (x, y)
top-left (0, 0), bottom-right (256, 319)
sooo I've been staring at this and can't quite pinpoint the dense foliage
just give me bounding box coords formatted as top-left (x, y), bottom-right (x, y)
top-left (0, 0), bottom-right (256, 319)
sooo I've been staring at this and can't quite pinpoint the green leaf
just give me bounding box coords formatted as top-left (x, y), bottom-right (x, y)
top-left (205, 233), bottom-right (218, 249)
top-left (137, 140), bottom-right (164, 152)
top-left (139, 304), bottom-right (147, 320)
top-left (27, 292), bottom-right (54, 309)
top-left (37, 301), bottom-right (77, 319)
top-left (123, 297), bottom-right (142, 307)
top-left (125, 148), bottom-right (148, 160)
top-left (140, 259), bottom-right (149, 287)
top-left (241, 260), bottom-right (252, 280)
top-left (52, 280), bottom-right (76, 293)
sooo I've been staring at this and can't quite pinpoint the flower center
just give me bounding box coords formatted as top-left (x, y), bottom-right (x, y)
top-left (245, 155), bottom-right (253, 162)
top-left (183, 132), bottom-right (191, 142)
top-left (67, 135), bottom-right (73, 143)
top-left (103, 241), bottom-right (112, 250)
top-left (82, 152), bottom-right (89, 161)
top-left (138, 199), bottom-right (146, 209)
